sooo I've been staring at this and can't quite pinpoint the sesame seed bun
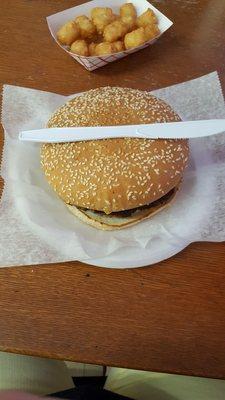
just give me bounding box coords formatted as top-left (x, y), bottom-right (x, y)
top-left (66, 186), bottom-right (178, 231)
top-left (40, 87), bottom-right (189, 229)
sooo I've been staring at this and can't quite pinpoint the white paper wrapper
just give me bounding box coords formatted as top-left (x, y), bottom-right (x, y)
top-left (1, 72), bottom-right (225, 269)
top-left (47, 0), bottom-right (172, 71)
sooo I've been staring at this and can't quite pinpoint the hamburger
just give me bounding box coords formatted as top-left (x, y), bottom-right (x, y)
top-left (41, 87), bottom-right (189, 230)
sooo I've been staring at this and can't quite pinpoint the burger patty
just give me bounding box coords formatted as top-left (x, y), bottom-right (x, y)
top-left (78, 187), bottom-right (176, 218)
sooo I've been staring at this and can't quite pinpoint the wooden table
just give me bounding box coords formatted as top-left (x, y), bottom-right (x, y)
top-left (1, 0), bottom-right (225, 380)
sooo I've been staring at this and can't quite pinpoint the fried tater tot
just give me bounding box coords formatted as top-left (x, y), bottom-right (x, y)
top-left (137, 8), bottom-right (157, 28)
top-left (120, 4), bottom-right (137, 32)
top-left (70, 39), bottom-right (89, 56)
top-left (89, 42), bottom-right (97, 56)
top-left (144, 24), bottom-right (160, 41)
top-left (91, 7), bottom-right (116, 34)
top-left (124, 27), bottom-right (146, 49)
top-left (120, 3), bottom-right (137, 19)
top-left (112, 40), bottom-right (125, 52)
top-left (95, 42), bottom-right (114, 56)
top-left (57, 21), bottom-right (80, 46)
top-left (103, 20), bottom-right (128, 43)
top-left (121, 15), bottom-right (136, 32)
top-left (75, 15), bottom-right (96, 40)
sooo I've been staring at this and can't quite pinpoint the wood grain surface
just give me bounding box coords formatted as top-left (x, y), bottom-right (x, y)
top-left (0, 0), bottom-right (225, 379)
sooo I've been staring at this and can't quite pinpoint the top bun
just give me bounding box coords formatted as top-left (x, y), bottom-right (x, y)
top-left (41, 87), bottom-right (189, 214)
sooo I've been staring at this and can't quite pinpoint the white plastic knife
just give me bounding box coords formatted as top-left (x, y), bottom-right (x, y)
top-left (19, 119), bottom-right (225, 143)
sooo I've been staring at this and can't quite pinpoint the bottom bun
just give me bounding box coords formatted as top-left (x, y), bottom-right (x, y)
top-left (66, 187), bottom-right (178, 231)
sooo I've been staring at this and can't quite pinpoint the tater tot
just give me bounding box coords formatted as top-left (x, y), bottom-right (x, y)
top-left (89, 42), bottom-right (97, 56)
top-left (120, 4), bottom-right (137, 32)
top-left (75, 15), bottom-right (96, 39)
top-left (137, 8), bottom-right (157, 28)
top-left (121, 15), bottom-right (137, 32)
top-left (112, 40), bottom-right (125, 53)
top-left (91, 7), bottom-right (116, 34)
top-left (103, 20), bottom-right (128, 43)
top-left (94, 42), bottom-right (114, 56)
top-left (70, 39), bottom-right (89, 56)
top-left (124, 27), bottom-right (146, 49)
top-left (144, 24), bottom-right (160, 41)
top-left (57, 21), bottom-right (80, 46)
top-left (120, 3), bottom-right (137, 19)
top-left (120, 3), bottom-right (137, 33)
